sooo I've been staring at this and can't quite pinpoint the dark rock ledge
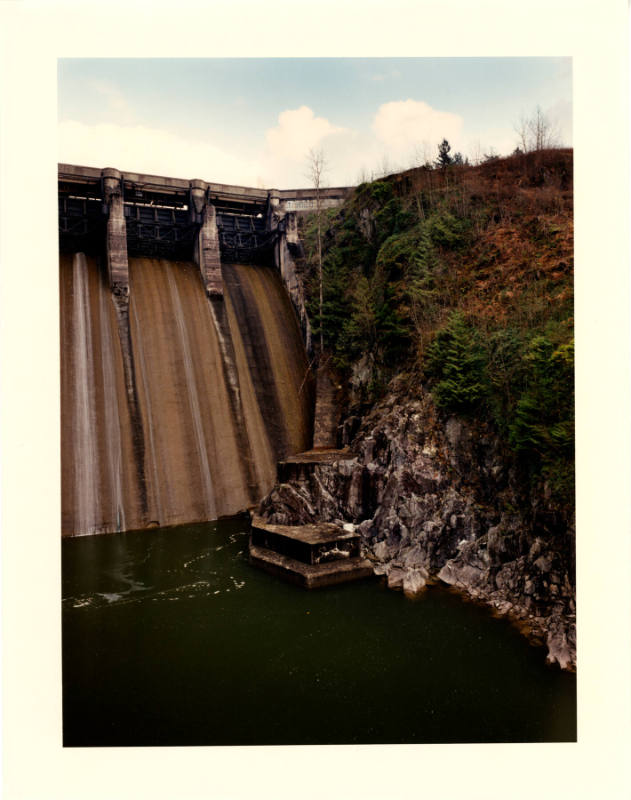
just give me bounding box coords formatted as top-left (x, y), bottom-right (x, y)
top-left (259, 386), bottom-right (576, 671)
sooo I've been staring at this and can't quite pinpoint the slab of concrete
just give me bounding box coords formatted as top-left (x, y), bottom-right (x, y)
top-left (248, 543), bottom-right (373, 589)
top-left (251, 514), bottom-right (361, 565)
top-left (249, 514), bottom-right (374, 587)
top-left (251, 514), bottom-right (355, 545)
top-left (281, 448), bottom-right (356, 465)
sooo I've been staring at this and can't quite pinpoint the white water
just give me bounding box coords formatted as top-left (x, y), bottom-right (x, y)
top-left (166, 263), bottom-right (216, 519)
top-left (71, 254), bottom-right (99, 534)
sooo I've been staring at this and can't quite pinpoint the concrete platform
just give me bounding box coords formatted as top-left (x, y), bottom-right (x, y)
top-left (281, 448), bottom-right (355, 465)
top-left (251, 514), bottom-right (360, 564)
top-left (249, 543), bottom-right (374, 589)
top-left (249, 514), bottom-right (374, 588)
top-left (276, 449), bottom-right (357, 486)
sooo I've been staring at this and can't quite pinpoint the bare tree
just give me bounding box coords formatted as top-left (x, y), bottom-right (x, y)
top-left (306, 147), bottom-right (327, 353)
top-left (529, 105), bottom-right (560, 150)
top-left (470, 139), bottom-right (483, 166)
top-left (514, 106), bottom-right (560, 152)
top-left (514, 112), bottom-right (530, 154)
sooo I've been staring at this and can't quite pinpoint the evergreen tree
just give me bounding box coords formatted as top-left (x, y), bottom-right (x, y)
top-left (436, 139), bottom-right (452, 168)
top-left (426, 311), bottom-right (487, 412)
top-left (509, 337), bottom-right (574, 455)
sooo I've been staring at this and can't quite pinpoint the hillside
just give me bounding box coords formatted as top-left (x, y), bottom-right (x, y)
top-left (260, 149), bottom-right (576, 668)
top-left (299, 149), bottom-right (574, 511)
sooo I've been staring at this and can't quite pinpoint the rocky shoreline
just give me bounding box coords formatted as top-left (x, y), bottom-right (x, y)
top-left (258, 384), bottom-right (576, 671)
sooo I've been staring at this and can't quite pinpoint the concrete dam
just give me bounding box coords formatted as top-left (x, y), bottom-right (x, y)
top-left (59, 165), bottom-right (348, 536)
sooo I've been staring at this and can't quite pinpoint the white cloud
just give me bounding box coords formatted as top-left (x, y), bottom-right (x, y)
top-left (265, 106), bottom-right (349, 163)
top-left (58, 120), bottom-right (261, 186)
top-left (372, 99), bottom-right (463, 161)
top-left (263, 103), bottom-right (429, 187)
top-left (259, 105), bottom-right (365, 187)
top-left (60, 99), bottom-right (512, 190)
top-left (59, 115), bottom-right (357, 190)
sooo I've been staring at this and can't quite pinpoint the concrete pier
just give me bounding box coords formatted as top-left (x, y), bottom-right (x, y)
top-left (249, 514), bottom-right (373, 589)
top-left (273, 211), bottom-right (312, 355)
top-left (190, 179), bottom-right (222, 298)
top-left (197, 203), bottom-right (223, 298)
top-left (102, 168), bottom-right (129, 300)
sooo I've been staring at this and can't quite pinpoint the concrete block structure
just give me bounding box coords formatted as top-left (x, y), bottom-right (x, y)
top-left (102, 168), bottom-right (130, 300)
top-left (59, 163), bottom-right (349, 311)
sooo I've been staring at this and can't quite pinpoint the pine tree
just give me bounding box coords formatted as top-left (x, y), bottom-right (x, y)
top-left (426, 311), bottom-right (487, 412)
top-left (436, 139), bottom-right (452, 169)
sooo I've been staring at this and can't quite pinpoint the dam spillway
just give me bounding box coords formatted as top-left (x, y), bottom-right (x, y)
top-left (60, 253), bottom-right (314, 536)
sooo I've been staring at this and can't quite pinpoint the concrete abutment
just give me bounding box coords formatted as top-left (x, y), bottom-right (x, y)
top-left (190, 179), bottom-right (223, 298)
top-left (102, 168), bottom-right (129, 301)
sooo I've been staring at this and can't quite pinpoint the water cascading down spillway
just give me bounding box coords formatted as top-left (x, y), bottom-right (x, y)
top-left (59, 182), bottom-right (314, 536)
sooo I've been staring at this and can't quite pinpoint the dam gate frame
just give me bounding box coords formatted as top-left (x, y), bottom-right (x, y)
top-left (58, 164), bottom-right (350, 329)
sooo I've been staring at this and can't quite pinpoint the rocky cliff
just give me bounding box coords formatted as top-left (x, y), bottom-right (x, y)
top-left (259, 381), bottom-right (576, 670)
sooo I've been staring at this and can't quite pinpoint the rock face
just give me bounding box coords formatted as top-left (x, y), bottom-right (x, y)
top-left (313, 365), bottom-right (342, 448)
top-left (259, 384), bottom-right (576, 670)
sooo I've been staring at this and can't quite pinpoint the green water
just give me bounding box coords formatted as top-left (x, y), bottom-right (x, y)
top-left (62, 517), bottom-right (576, 746)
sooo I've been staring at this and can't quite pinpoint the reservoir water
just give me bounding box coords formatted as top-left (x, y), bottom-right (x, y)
top-left (62, 517), bottom-right (576, 746)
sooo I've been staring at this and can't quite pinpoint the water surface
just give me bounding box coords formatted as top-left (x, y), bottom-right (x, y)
top-left (62, 517), bottom-right (576, 746)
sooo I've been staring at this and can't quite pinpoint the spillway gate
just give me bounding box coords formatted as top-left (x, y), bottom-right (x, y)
top-left (58, 164), bottom-right (350, 299)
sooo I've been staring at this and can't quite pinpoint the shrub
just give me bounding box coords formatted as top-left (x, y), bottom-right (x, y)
top-left (509, 336), bottom-right (574, 455)
top-left (427, 210), bottom-right (471, 250)
top-left (509, 336), bottom-right (574, 503)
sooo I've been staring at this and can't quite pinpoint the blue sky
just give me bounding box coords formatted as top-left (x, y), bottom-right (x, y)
top-left (58, 57), bottom-right (572, 188)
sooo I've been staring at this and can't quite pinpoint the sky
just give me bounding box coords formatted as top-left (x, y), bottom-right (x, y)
top-left (58, 57), bottom-right (572, 189)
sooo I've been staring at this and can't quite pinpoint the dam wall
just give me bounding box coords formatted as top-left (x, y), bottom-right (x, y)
top-left (60, 253), bottom-right (314, 536)
top-left (58, 164), bottom-right (351, 536)
top-left (59, 164), bottom-right (348, 353)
